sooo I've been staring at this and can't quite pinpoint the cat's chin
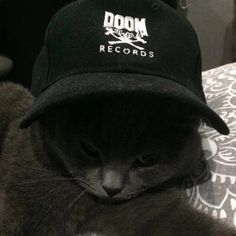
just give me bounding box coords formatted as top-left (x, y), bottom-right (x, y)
top-left (94, 195), bottom-right (135, 205)
top-left (89, 190), bottom-right (145, 205)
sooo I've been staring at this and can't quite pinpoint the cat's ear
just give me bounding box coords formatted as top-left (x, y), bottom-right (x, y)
top-left (0, 55), bottom-right (13, 77)
top-left (0, 82), bottom-right (33, 154)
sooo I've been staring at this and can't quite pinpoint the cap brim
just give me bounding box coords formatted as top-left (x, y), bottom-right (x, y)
top-left (20, 72), bottom-right (229, 135)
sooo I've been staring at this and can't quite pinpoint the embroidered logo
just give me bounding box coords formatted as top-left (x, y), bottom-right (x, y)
top-left (103, 11), bottom-right (148, 50)
top-left (100, 11), bottom-right (154, 58)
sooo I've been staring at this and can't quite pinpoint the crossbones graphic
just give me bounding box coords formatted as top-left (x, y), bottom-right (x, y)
top-left (105, 28), bottom-right (147, 50)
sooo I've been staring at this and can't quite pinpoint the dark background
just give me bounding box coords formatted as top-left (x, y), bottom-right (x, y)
top-left (0, 0), bottom-right (177, 88)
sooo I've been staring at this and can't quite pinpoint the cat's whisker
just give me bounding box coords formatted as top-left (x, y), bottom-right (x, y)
top-left (6, 162), bottom-right (70, 177)
top-left (11, 176), bottom-right (75, 186)
top-left (47, 185), bottom-right (81, 203)
top-left (4, 162), bottom-right (49, 172)
top-left (57, 189), bottom-right (88, 233)
top-left (63, 189), bottom-right (87, 216)
top-left (32, 184), bottom-right (81, 232)
top-left (24, 185), bottom-right (62, 204)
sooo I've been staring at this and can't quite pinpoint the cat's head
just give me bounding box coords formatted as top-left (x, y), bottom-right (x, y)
top-left (35, 94), bottom-right (202, 203)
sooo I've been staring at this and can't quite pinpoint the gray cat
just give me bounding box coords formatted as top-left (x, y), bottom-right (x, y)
top-left (0, 83), bottom-right (235, 235)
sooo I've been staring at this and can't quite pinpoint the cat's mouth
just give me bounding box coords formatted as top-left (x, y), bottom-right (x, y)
top-left (76, 181), bottom-right (140, 204)
top-left (85, 188), bottom-right (136, 204)
top-left (85, 187), bottom-right (143, 205)
top-left (94, 196), bottom-right (132, 204)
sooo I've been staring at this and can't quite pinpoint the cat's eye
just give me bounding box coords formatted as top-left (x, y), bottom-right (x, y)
top-left (136, 154), bottom-right (157, 167)
top-left (80, 140), bottom-right (100, 162)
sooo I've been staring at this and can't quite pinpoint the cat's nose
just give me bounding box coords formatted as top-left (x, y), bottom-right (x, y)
top-left (102, 185), bottom-right (123, 196)
top-left (102, 169), bottom-right (124, 196)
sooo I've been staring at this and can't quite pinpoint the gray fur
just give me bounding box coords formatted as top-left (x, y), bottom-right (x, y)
top-left (0, 56), bottom-right (13, 77)
top-left (80, 189), bottom-right (236, 236)
top-left (0, 82), bottom-right (235, 236)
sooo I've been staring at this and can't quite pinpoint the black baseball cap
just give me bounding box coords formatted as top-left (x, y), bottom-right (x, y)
top-left (20, 0), bottom-right (229, 135)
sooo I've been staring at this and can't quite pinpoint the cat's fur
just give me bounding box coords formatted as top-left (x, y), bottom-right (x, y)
top-left (0, 82), bottom-right (235, 236)
top-left (79, 189), bottom-right (236, 236)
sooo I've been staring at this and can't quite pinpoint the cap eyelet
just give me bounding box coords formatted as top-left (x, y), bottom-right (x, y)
top-left (152, 2), bottom-right (160, 10)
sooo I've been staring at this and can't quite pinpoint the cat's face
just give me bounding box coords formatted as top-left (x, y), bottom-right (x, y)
top-left (38, 95), bottom-right (202, 203)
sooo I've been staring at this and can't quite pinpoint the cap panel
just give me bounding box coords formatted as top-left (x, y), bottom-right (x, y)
top-left (35, 0), bottom-right (200, 97)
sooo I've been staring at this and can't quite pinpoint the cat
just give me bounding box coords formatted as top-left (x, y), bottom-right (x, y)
top-left (0, 83), bottom-right (235, 235)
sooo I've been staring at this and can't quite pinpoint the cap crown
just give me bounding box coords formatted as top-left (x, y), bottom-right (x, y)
top-left (32, 0), bottom-right (205, 102)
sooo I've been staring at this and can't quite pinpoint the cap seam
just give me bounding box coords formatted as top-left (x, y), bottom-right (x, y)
top-left (38, 70), bottom-right (189, 96)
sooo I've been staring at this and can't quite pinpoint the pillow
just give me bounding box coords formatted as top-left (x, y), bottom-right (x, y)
top-left (182, 63), bottom-right (236, 227)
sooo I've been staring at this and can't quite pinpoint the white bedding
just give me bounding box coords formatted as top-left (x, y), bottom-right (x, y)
top-left (182, 63), bottom-right (236, 227)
